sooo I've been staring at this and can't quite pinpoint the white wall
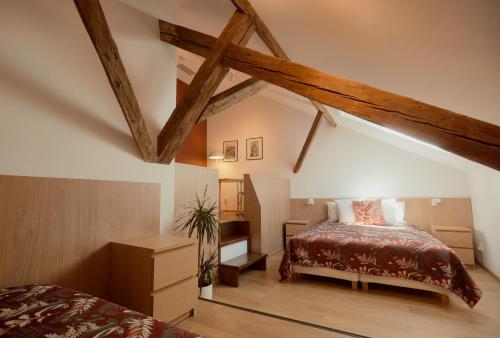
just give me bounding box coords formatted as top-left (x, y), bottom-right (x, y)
top-left (468, 166), bottom-right (500, 275)
top-left (207, 91), bottom-right (470, 198)
top-left (0, 0), bottom-right (177, 233)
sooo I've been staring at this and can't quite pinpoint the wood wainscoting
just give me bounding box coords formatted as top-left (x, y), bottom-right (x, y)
top-left (244, 174), bottom-right (290, 255)
top-left (0, 175), bottom-right (160, 298)
top-left (290, 197), bottom-right (474, 233)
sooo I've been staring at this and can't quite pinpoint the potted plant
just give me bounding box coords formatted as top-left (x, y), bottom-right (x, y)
top-left (177, 187), bottom-right (219, 299)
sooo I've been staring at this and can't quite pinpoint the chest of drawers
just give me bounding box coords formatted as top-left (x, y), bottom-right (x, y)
top-left (109, 235), bottom-right (198, 323)
top-left (431, 225), bottom-right (474, 269)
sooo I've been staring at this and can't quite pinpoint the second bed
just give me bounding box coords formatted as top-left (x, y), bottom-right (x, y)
top-left (279, 220), bottom-right (482, 308)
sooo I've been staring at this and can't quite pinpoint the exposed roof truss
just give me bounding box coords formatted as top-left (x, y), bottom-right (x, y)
top-left (75, 0), bottom-right (500, 172)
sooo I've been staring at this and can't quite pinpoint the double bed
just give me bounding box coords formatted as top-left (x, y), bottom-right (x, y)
top-left (279, 220), bottom-right (482, 308)
top-left (0, 285), bottom-right (200, 337)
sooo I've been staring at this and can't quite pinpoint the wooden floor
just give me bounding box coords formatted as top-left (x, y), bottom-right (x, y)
top-left (177, 300), bottom-right (346, 338)
top-left (206, 251), bottom-right (500, 338)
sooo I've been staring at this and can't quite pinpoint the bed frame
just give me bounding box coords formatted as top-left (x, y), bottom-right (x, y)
top-left (291, 264), bottom-right (451, 304)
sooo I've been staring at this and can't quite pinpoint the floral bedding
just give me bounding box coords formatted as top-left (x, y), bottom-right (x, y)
top-left (279, 221), bottom-right (482, 308)
top-left (0, 285), bottom-right (200, 337)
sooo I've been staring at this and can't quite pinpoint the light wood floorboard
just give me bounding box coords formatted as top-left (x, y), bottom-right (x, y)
top-left (177, 300), bottom-right (345, 338)
top-left (209, 251), bottom-right (500, 338)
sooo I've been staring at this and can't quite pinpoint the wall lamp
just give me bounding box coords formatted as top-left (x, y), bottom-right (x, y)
top-left (208, 152), bottom-right (224, 161)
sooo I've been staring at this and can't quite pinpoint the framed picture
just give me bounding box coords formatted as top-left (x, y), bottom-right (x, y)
top-left (246, 137), bottom-right (263, 160)
top-left (223, 140), bottom-right (238, 162)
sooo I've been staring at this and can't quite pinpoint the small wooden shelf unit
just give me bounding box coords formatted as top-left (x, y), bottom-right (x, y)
top-left (218, 219), bottom-right (267, 287)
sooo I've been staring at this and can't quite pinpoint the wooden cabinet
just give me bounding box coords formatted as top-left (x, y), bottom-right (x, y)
top-left (109, 235), bottom-right (198, 324)
top-left (431, 225), bottom-right (475, 269)
top-left (283, 220), bottom-right (309, 248)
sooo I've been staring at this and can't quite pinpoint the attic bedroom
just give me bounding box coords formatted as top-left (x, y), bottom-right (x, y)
top-left (0, 0), bottom-right (499, 337)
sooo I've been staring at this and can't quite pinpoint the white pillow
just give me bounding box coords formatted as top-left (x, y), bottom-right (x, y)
top-left (334, 199), bottom-right (356, 223)
top-left (395, 201), bottom-right (406, 223)
top-left (326, 202), bottom-right (338, 221)
top-left (381, 198), bottom-right (397, 224)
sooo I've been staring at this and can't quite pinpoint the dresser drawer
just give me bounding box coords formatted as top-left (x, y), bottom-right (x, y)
top-left (153, 244), bottom-right (197, 291)
top-left (453, 247), bottom-right (475, 267)
top-left (286, 223), bottom-right (308, 236)
top-left (433, 230), bottom-right (473, 249)
top-left (153, 277), bottom-right (198, 323)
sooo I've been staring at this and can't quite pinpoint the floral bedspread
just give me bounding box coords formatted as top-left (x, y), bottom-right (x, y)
top-left (0, 285), bottom-right (200, 337)
top-left (279, 221), bottom-right (482, 308)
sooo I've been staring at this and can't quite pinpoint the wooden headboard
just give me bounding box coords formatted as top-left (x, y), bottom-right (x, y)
top-left (0, 175), bottom-right (160, 298)
top-left (290, 198), bottom-right (474, 232)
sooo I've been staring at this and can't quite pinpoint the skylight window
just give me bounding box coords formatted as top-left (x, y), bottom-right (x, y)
top-left (339, 110), bottom-right (444, 152)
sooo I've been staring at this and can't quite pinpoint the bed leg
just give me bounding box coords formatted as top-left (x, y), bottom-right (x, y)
top-left (291, 272), bottom-right (299, 281)
top-left (441, 294), bottom-right (449, 305)
top-left (351, 281), bottom-right (358, 290)
top-left (362, 282), bottom-right (369, 291)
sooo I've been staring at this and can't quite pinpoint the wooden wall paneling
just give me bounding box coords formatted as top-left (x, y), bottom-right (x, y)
top-left (399, 198), bottom-right (474, 231)
top-left (174, 164), bottom-right (219, 256)
top-left (175, 79), bottom-right (208, 167)
top-left (290, 198), bottom-right (330, 226)
top-left (290, 197), bottom-right (474, 233)
top-left (74, 0), bottom-right (157, 162)
top-left (158, 20), bottom-right (500, 171)
top-left (0, 175), bottom-right (160, 298)
top-left (243, 174), bottom-right (261, 253)
top-left (175, 121), bottom-right (207, 167)
top-left (244, 175), bottom-right (290, 254)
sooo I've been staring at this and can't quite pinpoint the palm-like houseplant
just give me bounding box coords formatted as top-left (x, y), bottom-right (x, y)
top-left (176, 187), bottom-right (219, 297)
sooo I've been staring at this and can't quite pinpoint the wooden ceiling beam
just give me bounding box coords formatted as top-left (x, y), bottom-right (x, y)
top-left (293, 111), bottom-right (323, 174)
top-left (198, 77), bottom-right (267, 123)
top-left (74, 0), bottom-right (157, 162)
top-left (159, 20), bottom-right (500, 171)
top-left (157, 10), bottom-right (254, 164)
top-left (231, 0), bottom-right (337, 128)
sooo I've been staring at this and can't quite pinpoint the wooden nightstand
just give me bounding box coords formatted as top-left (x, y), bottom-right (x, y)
top-left (431, 225), bottom-right (475, 269)
top-left (109, 235), bottom-right (198, 324)
top-left (283, 220), bottom-right (309, 248)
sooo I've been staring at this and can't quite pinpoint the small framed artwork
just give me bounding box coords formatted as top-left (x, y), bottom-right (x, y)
top-left (246, 137), bottom-right (263, 160)
top-left (223, 140), bottom-right (238, 162)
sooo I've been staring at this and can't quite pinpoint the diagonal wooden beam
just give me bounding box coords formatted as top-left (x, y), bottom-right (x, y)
top-left (230, 0), bottom-right (286, 58)
top-left (74, 0), bottom-right (157, 162)
top-left (230, 0), bottom-right (336, 128)
top-left (158, 20), bottom-right (500, 171)
top-left (198, 77), bottom-right (267, 123)
top-left (293, 111), bottom-right (323, 173)
top-left (157, 10), bottom-right (254, 164)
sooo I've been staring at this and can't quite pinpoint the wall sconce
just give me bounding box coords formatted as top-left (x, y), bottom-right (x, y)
top-left (307, 198), bottom-right (315, 206)
top-left (208, 152), bottom-right (224, 162)
top-left (431, 198), bottom-right (442, 207)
